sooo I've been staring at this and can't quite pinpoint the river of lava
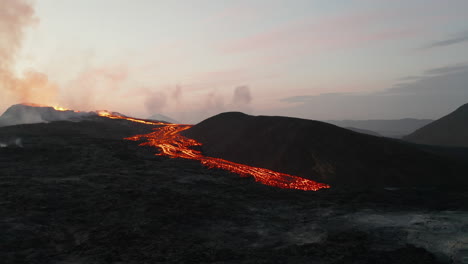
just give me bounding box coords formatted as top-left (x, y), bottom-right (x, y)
top-left (125, 124), bottom-right (330, 191)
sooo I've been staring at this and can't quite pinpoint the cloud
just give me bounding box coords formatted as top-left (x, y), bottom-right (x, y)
top-left (0, 0), bottom-right (60, 110)
top-left (220, 11), bottom-right (381, 54)
top-left (423, 30), bottom-right (468, 49)
top-left (202, 3), bottom-right (254, 25)
top-left (281, 93), bottom-right (354, 104)
top-left (0, 0), bottom-right (159, 116)
top-left (171, 85), bottom-right (182, 101)
top-left (61, 65), bottom-right (130, 111)
top-left (165, 85), bottom-right (255, 124)
top-left (145, 91), bottom-right (167, 114)
top-left (278, 63), bottom-right (468, 120)
top-left (398, 76), bottom-right (420, 82)
top-left (423, 64), bottom-right (468, 75)
top-left (0, 0), bottom-right (36, 67)
top-left (218, 8), bottom-right (422, 59)
top-left (232, 86), bottom-right (252, 105)
top-left (182, 69), bottom-right (251, 92)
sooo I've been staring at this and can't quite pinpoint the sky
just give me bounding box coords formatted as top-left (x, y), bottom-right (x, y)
top-left (1, 0), bottom-right (468, 123)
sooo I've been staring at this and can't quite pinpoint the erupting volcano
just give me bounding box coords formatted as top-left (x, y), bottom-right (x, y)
top-left (96, 111), bottom-right (330, 191)
top-left (0, 103), bottom-right (329, 191)
top-left (2, 103), bottom-right (468, 263)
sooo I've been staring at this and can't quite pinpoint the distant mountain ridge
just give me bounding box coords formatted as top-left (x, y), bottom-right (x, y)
top-left (183, 112), bottom-right (467, 189)
top-left (326, 119), bottom-right (433, 138)
top-left (344, 127), bottom-right (381, 137)
top-left (404, 103), bottom-right (468, 147)
top-left (147, 114), bottom-right (179, 124)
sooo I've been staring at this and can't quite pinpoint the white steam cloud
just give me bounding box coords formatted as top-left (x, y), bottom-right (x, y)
top-left (0, 138), bottom-right (23, 148)
top-left (0, 0), bottom-right (59, 109)
top-left (232, 85), bottom-right (252, 106)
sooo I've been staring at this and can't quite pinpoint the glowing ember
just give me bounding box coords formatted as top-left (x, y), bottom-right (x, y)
top-left (52, 106), bottom-right (71, 111)
top-left (95, 111), bottom-right (330, 191)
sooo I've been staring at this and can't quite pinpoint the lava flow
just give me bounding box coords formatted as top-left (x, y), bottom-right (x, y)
top-left (95, 110), bottom-right (166, 126)
top-left (97, 112), bottom-right (330, 191)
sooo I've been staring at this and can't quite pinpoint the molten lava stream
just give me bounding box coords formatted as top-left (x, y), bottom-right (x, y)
top-left (96, 110), bottom-right (166, 126)
top-left (95, 111), bottom-right (329, 191)
top-left (18, 105), bottom-right (327, 190)
top-left (125, 124), bottom-right (330, 191)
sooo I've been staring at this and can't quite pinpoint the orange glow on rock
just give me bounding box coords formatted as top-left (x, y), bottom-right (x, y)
top-left (97, 111), bottom-right (331, 191)
top-left (52, 106), bottom-right (70, 111)
top-left (21, 103), bottom-right (76, 112)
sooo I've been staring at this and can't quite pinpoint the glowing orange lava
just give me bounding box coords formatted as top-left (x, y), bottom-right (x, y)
top-left (52, 106), bottom-right (71, 111)
top-left (98, 112), bottom-right (331, 191)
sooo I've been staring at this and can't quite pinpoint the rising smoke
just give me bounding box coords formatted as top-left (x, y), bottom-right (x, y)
top-left (0, 0), bottom-right (59, 110)
top-left (232, 85), bottom-right (252, 106)
top-left (0, 138), bottom-right (23, 148)
top-left (0, 0), bottom-right (133, 115)
top-left (61, 65), bottom-right (130, 111)
top-left (0, 0), bottom-right (181, 117)
top-left (143, 85), bottom-right (253, 123)
top-left (144, 91), bottom-right (167, 114)
top-left (0, 0), bottom-right (254, 122)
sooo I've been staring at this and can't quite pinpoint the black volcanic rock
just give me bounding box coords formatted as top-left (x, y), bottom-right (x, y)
top-left (404, 103), bottom-right (468, 147)
top-left (183, 112), bottom-right (467, 189)
top-left (1, 116), bottom-right (465, 263)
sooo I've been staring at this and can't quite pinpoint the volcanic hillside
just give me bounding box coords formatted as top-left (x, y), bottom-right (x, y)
top-left (404, 103), bottom-right (468, 147)
top-left (3, 111), bottom-right (465, 263)
top-left (0, 104), bottom-right (93, 127)
top-left (183, 112), bottom-right (467, 189)
top-left (1, 105), bottom-right (468, 262)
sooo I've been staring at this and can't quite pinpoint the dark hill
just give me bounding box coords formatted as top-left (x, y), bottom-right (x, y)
top-left (345, 127), bottom-right (381, 137)
top-left (183, 112), bottom-right (467, 189)
top-left (404, 103), bottom-right (468, 147)
top-left (2, 117), bottom-right (462, 263)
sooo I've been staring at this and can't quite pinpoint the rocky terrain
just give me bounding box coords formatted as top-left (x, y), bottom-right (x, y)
top-left (405, 103), bottom-right (468, 147)
top-left (1, 116), bottom-right (468, 263)
top-left (183, 112), bottom-right (468, 189)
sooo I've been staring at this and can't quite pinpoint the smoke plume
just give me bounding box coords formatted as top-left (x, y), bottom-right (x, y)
top-left (172, 85), bottom-right (182, 101)
top-left (145, 91), bottom-right (167, 114)
top-left (62, 65), bottom-right (130, 111)
top-left (232, 85), bottom-right (252, 106)
top-left (0, 0), bottom-right (59, 109)
top-left (0, 138), bottom-right (23, 148)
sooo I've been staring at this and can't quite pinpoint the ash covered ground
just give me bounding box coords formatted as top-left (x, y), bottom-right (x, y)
top-left (1, 118), bottom-right (467, 263)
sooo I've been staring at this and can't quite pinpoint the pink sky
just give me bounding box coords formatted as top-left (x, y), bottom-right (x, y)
top-left (1, 0), bottom-right (468, 123)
